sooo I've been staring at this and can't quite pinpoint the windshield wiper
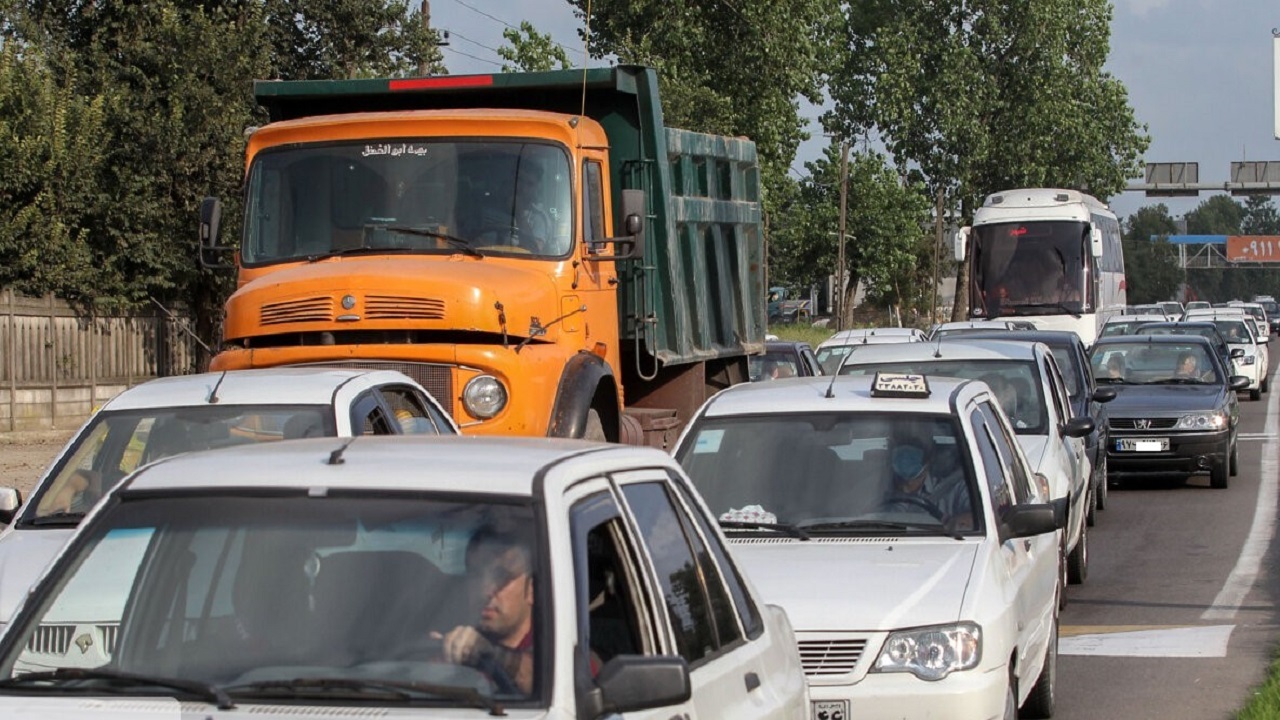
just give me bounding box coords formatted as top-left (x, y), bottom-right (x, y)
top-left (223, 677), bottom-right (504, 715)
top-left (1095, 377), bottom-right (1136, 385)
top-left (719, 520), bottom-right (811, 541)
top-left (799, 519), bottom-right (966, 541)
top-left (306, 226), bottom-right (484, 262)
top-left (379, 226), bottom-right (484, 258)
top-left (1148, 378), bottom-right (1211, 385)
top-left (0, 668), bottom-right (233, 709)
top-left (27, 511), bottom-right (86, 526)
top-left (1006, 302), bottom-right (1082, 319)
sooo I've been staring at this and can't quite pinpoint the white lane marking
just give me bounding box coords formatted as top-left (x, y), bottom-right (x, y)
top-left (1060, 625), bottom-right (1235, 657)
top-left (1202, 361), bottom-right (1280, 621)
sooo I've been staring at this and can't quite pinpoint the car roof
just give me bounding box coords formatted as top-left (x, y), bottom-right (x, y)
top-left (696, 375), bottom-right (975, 418)
top-left (1104, 314), bottom-right (1161, 323)
top-left (821, 327), bottom-right (922, 342)
top-left (1093, 334), bottom-right (1214, 348)
top-left (949, 329), bottom-right (1081, 349)
top-left (123, 435), bottom-right (677, 496)
top-left (764, 340), bottom-right (812, 352)
top-left (933, 320), bottom-right (1018, 330)
top-left (841, 338), bottom-right (1044, 363)
top-left (99, 368), bottom-right (422, 411)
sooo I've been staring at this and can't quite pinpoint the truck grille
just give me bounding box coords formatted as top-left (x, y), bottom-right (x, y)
top-left (1111, 417), bottom-right (1178, 430)
top-left (797, 638), bottom-right (867, 676)
top-left (310, 361), bottom-right (454, 416)
top-left (364, 295), bottom-right (446, 320)
top-left (260, 297), bottom-right (334, 325)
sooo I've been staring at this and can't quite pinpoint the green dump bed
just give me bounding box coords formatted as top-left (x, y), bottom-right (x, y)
top-left (255, 65), bottom-right (765, 367)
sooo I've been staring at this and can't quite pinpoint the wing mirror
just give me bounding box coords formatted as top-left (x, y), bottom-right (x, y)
top-left (1090, 226), bottom-right (1104, 258)
top-left (587, 189), bottom-right (647, 261)
top-left (1230, 348), bottom-right (1246, 359)
top-left (1000, 502), bottom-right (1060, 542)
top-left (198, 196), bottom-right (234, 270)
top-left (583, 655), bottom-right (691, 718)
top-left (0, 488), bottom-right (21, 525)
top-left (1229, 375), bottom-right (1252, 391)
top-left (1091, 386), bottom-right (1117, 403)
top-left (953, 226), bottom-right (971, 262)
top-left (1061, 416), bottom-right (1095, 438)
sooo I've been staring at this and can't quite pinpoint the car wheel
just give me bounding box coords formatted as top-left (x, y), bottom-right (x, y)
top-left (1210, 441), bottom-right (1230, 489)
top-left (583, 408), bottom-right (607, 442)
top-left (1264, 376), bottom-right (1271, 394)
top-left (1250, 387), bottom-right (1262, 401)
top-left (1067, 520), bottom-right (1088, 584)
top-left (1085, 481), bottom-right (1097, 527)
top-left (1020, 616), bottom-right (1058, 719)
top-left (1057, 535), bottom-right (1069, 610)
top-left (1230, 439), bottom-right (1239, 477)
top-left (1004, 666), bottom-right (1019, 720)
top-left (1095, 455), bottom-right (1109, 510)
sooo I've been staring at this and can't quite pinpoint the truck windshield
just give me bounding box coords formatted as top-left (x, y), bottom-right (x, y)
top-left (242, 140), bottom-right (573, 264)
top-left (971, 220), bottom-right (1088, 318)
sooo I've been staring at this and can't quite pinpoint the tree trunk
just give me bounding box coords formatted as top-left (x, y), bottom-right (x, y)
top-left (951, 196), bottom-right (973, 321)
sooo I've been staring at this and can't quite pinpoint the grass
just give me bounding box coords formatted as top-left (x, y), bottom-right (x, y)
top-left (767, 324), bottom-right (837, 346)
top-left (1235, 651), bottom-right (1280, 719)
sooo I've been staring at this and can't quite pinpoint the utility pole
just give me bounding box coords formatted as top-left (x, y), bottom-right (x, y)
top-left (931, 188), bottom-right (944, 323)
top-left (419, 0), bottom-right (433, 76)
top-left (836, 140), bottom-right (850, 330)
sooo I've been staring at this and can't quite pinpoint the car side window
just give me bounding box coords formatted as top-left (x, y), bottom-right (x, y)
top-left (570, 491), bottom-right (652, 671)
top-left (377, 385), bottom-right (440, 435)
top-left (350, 392), bottom-right (396, 435)
top-left (802, 348), bottom-right (822, 376)
top-left (620, 480), bottom-right (721, 665)
top-left (1041, 355), bottom-right (1069, 424)
top-left (667, 470), bottom-right (760, 640)
top-left (971, 409), bottom-right (1014, 520)
top-left (977, 401), bottom-right (1033, 503)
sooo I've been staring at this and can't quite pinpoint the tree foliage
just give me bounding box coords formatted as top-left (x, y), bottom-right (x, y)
top-left (1121, 204), bottom-right (1180, 304)
top-left (497, 20), bottom-right (571, 72)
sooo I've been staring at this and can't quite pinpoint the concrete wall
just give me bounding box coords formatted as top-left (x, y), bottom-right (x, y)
top-left (0, 383), bottom-right (134, 432)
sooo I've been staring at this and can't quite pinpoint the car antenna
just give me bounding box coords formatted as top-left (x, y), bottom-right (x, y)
top-left (206, 371), bottom-right (228, 404)
top-left (932, 331), bottom-right (944, 358)
top-left (327, 437), bottom-right (356, 465)
top-left (824, 350), bottom-right (852, 399)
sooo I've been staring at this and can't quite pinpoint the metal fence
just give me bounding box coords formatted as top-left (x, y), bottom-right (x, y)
top-left (0, 291), bottom-right (201, 431)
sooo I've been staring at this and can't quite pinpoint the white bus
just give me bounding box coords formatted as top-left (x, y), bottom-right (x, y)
top-left (955, 188), bottom-right (1125, 346)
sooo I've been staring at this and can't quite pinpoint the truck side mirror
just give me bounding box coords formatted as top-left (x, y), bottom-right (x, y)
top-left (953, 226), bottom-right (970, 262)
top-left (198, 197), bottom-right (234, 270)
top-left (1090, 226), bottom-right (1104, 258)
top-left (589, 189), bottom-right (647, 261)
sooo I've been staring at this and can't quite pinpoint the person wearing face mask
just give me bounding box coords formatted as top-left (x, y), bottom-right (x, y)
top-left (882, 430), bottom-right (975, 531)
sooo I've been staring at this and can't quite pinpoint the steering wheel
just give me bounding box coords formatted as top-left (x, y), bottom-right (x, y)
top-left (878, 494), bottom-right (947, 521)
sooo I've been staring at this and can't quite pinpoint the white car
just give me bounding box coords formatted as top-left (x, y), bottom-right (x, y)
top-left (836, 339), bottom-right (1095, 588)
top-left (927, 319), bottom-right (1036, 341)
top-left (1200, 314), bottom-right (1270, 400)
top-left (0, 436), bottom-right (808, 718)
top-left (1098, 313), bottom-right (1164, 339)
top-left (0, 367), bottom-right (458, 627)
top-left (815, 328), bottom-right (926, 374)
top-left (675, 374), bottom-right (1065, 719)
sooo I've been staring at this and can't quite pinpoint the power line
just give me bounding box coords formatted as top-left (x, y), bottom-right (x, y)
top-left (441, 44), bottom-right (503, 68)
top-left (445, 0), bottom-right (585, 60)
top-left (444, 28), bottom-right (500, 54)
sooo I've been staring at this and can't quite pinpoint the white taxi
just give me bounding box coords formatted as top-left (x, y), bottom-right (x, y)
top-left (0, 437), bottom-right (807, 719)
top-left (675, 374), bottom-right (1066, 719)
top-left (836, 339), bottom-right (1096, 588)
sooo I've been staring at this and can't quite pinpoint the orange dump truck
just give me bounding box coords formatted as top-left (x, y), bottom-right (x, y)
top-left (199, 66), bottom-right (765, 446)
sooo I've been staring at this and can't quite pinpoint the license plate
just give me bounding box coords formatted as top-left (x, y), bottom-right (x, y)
top-left (813, 700), bottom-right (849, 720)
top-left (1115, 437), bottom-right (1169, 452)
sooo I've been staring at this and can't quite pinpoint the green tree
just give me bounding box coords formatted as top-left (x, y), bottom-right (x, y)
top-left (1185, 195), bottom-right (1243, 234)
top-left (1121, 204), bottom-right (1180, 303)
top-left (827, 0), bottom-right (1149, 319)
top-left (497, 21), bottom-right (571, 72)
top-left (1241, 195), bottom-right (1280, 235)
top-left (261, 0), bottom-right (445, 80)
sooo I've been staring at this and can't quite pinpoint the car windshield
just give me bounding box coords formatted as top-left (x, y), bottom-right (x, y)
top-left (1137, 325), bottom-right (1220, 345)
top-left (841, 359), bottom-right (1047, 434)
top-left (749, 350), bottom-right (803, 381)
top-left (1099, 320), bottom-right (1151, 338)
top-left (27, 406), bottom-right (335, 524)
top-left (677, 413), bottom-right (979, 534)
top-left (1091, 342), bottom-right (1221, 384)
top-left (1212, 320), bottom-right (1255, 345)
top-left (242, 140), bottom-right (573, 263)
top-left (0, 494), bottom-right (542, 705)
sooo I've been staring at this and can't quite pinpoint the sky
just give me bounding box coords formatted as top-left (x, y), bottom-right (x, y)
top-left (428, 0), bottom-right (1280, 224)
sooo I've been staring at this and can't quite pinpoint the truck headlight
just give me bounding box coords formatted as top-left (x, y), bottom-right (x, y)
top-left (1175, 411), bottom-right (1227, 430)
top-left (872, 622), bottom-right (981, 681)
top-left (463, 376), bottom-right (508, 419)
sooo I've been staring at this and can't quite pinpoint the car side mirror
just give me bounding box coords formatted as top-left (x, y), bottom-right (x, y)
top-left (1091, 386), bottom-right (1117, 403)
top-left (588, 189), bottom-right (647, 261)
top-left (1061, 416), bottom-right (1095, 438)
top-left (1000, 502), bottom-right (1060, 542)
top-left (584, 655), bottom-right (691, 718)
top-left (1229, 375), bottom-right (1252, 391)
top-left (1230, 348), bottom-right (1246, 359)
top-left (198, 196), bottom-right (234, 270)
top-left (0, 488), bottom-right (21, 525)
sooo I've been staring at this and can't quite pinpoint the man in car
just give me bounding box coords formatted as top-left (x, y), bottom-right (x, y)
top-left (434, 525), bottom-right (536, 694)
top-left (883, 430), bottom-right (974, 531)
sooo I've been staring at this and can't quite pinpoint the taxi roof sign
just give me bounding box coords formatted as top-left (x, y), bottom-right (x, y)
top-left (871, 372), bottom-right (931, 398)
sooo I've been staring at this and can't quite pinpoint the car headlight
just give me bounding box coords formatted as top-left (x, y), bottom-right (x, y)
top-left (1175, 411), bottom-right (1227, 430)
top-left (872, 622), bottom-right (981, 681)
top-left (1240, 355), bottom-right (1256, 365)
top-left (462, 375), bottom-right (508, 419)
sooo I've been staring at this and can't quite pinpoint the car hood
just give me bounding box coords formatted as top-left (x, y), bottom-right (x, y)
top-left (0, 529), bottom-right (73, 621)
top-left (730, 540), bottom-right (979, 631)
top-left (1105, 383), bottom-right (1227, 414)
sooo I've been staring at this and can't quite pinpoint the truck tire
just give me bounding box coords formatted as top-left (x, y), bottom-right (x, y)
top-left (584, 408), bottom-right (607, 442)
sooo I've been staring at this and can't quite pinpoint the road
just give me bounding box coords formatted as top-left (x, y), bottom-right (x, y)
top-left (1055, 353), bottom-right (1280, 719)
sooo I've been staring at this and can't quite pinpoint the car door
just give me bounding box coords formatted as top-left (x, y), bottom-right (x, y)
top-left (972, 403), bottom-right (1056, 691)
top-left (614, 470), bottom-right (797, 720)
top-left (1041, 352), bottom-right (1088, 518)
top-left (347, 391), bottom-right (400, 435)
top-left (566, 479), bottom-right (693, 720)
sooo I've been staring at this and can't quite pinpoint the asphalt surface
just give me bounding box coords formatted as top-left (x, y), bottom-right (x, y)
top-left (1054, 353), bottom-right (1280, 719)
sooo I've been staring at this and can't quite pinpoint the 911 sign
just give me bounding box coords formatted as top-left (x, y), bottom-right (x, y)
top-left (1226, 236), bottom-right (1280, 262)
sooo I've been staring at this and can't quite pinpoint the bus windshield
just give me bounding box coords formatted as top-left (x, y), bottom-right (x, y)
top-left (971, 220), bottom-right (1088, 318)
top-left (242, 140), bottom-right (573, 265)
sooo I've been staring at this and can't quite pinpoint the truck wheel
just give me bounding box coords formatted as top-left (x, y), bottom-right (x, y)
top-left (584, 408), bottom-right (607, 442)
